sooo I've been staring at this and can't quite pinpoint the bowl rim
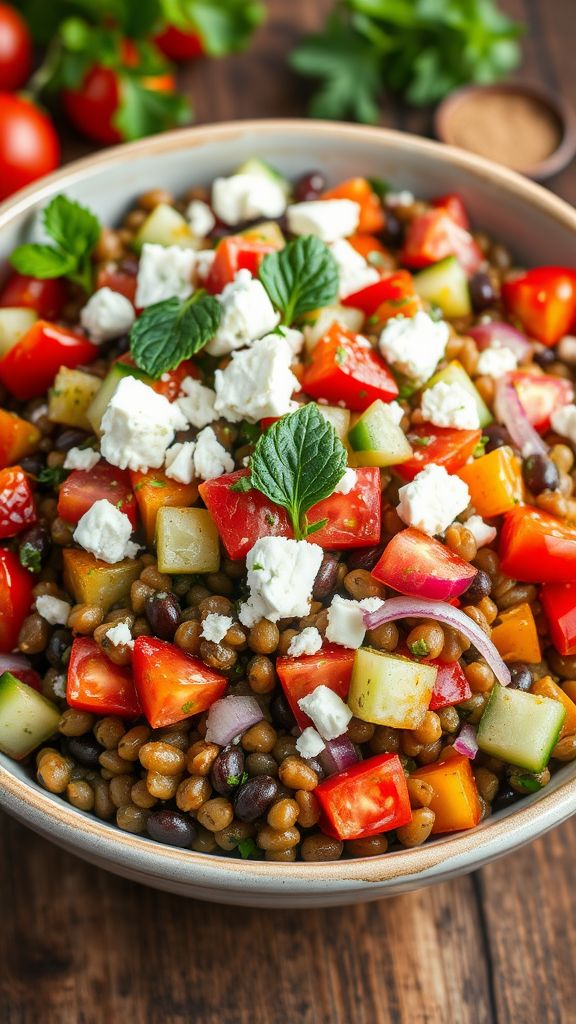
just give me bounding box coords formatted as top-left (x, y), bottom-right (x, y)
top-left (1, 118), bottom-right (576, 888)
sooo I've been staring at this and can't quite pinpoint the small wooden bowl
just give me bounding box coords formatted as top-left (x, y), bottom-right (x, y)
top-left (435, 81), bottom-right (576, 181)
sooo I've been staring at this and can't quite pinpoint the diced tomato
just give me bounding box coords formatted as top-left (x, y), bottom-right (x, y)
top-left (396, 424), bottom-right (482, 482)
top-left (302, 324), bottom-right (398, 411)
top-left (540, 583), bottom-right (576, 656)
top-left (152, 358), bottom-right (199, 402)
top-left (0, 321), bottom-right (98, 401)
top-left (401, 209), bottom-right (483, 276)
top-left (342, 269), bottom-right (418, 318)
top-left (510, 370), bottom-right (573, 432)
top-left (372, 528), bottom-right (477, 601)
top-left (346, 234), bottom-right (390, 262)
top-left (132, 636), bottom-right (227, 728)
top-left (428, 660), bottom-right (472, 711)
top-left (0, 272), bottom-right (67, 319)
top-left (199, 466), bottom-right (381, 560)
top-left (0, 409), bottom-right (41, 470)
top-left (432, 193), bottom-right (469, 229)
top-left (0, 549), bottom-right (33, 652)
top-left (96, 263), bottom-right (138, 304)
top-left (322, 178), bottom-right (385, 234)
top-left (315, 753), bottom-right (412, 840)
top-left (58, 461), bottom-right (137, 529)
top-left (206, 236), bottom-right (281, 294)
top-left (276, 646), bottom-right (356, 728)
top-left (0, 466), bottom-right (36, 539)
top-left (502, 267), bottom-right (576, 347)
top-left (67, 637), bottom-right (141, 718)
top-left (500, 505), bottom-right (576, 584)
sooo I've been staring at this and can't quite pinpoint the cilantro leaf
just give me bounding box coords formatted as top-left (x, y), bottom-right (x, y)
top-left (259, 236), bottom-right (339, 326)
top-left (247, 403), bottom-right (347, 540)
top-left (162, 0), bottom-right (265, 56)
top-left (10, 195), bottom-right (101, 293)
top-left (130, 291), bottom-right (221, 378)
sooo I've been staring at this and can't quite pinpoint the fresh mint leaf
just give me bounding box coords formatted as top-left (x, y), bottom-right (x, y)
top-left (259, 235), bottom-right (338, 326)
top-left (130, 291), bottom-right (221, 378)
top-left (10, 195), bottom-right (101, 293)
top-left (10, 246), bottom-right (76, 280)
top-left (247, 403), bottom-right (347, 540)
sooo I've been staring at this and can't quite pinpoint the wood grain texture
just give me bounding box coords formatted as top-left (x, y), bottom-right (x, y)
top-left (1, 1), bottom-right (575, 1021)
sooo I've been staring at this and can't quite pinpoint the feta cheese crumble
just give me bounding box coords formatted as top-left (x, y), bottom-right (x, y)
top-left (239, 536), bottom-right (323, 628)
top-left (176, 377), bottom-right (217, 429)
top-left (214, 333), bottom-right (300, 423)
top-left (53, 675), bottom-right (66, 699)
top-left (185, 199), bottom-right (216, 238)
top-left (379, 311), bottom-right (449, 385)
top-left (287, 626), bottom-right (323, 657)
top-left (551, 403), bottom-right (576, 446)
top-left (475, 345), bottom-right (518, 378)
top-left (465, 514), bottom-right (497, 548)
top-left (297, 685), bottom-right (353, 740)
top-left (325, 594), bottom-right (383, 649)
top-left (135, 243), bottom-right (197, 308)
top-left (207, 269), bottom-right (280, 356)
top-left (73, 498), bottom-right (140, 564)
top-left (330, 239), bottom-right (379, 299)
top-left (106, 622), bottom-right (134, 649)
top-left (212, 173), bottom-right (287, 225)
top-left (296, 727), bottom-right (326, 759)
top-left (193, 426), bottom-right (234, 481)
top-left (397, 463), bottom-right (470, 537)
top-left (100, 376), bottom-right (187, 473)
top-left (382, 400), bottom-right (405, 426)
top-left (35, 595), bottom-right (71, 626)
top-left (421, 381), bottom-right (480, 430)
top-left (201, 613), bottom-right (234, 644)
top-left (286, 199), bottom-right (360, 243)
top-left (165, 441), bottom-right (196, 484)
top-left (333, 468), bottom-right (358, 495)
top-left (63, 447), bottom-right (101, 471)
top-left (80, 287), bottom-right (135, 343)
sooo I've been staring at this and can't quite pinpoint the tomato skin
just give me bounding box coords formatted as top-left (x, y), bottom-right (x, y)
top-left (0, 94), bottom-right (60, 201)
top-left (510, 370), bottom-right (573, 431)
top-left (67, 637), bottom-right (141, 718)
top-left (428, 660), bottom-right (471, 711)
top-left (302, 324), bottom-right (398, 411)
top-left (342, 269), bottom-right (417, 318)
top-left (206, 237), bottom-right (280, 294)
top-left (401, 209), bottom-right (482, 276)
top-left (372, 528), bottom-right (477, 601)
top-left (0, 548), bottom-right (33, 652)
top-left (432, 193), bottom-right (469, 229)
top-left (502, 267), bottom-right (576, 347)
top-left (322, 178), bottom-right (385, 234)
top-left (133, 636), bottom-right (227, 729)
top-left (346, 234), bottom-right (389, 261)
top-left (315, 753), bottom-right (412, 841)
top-left (500, 505), bottom-right (576, 584)
top-left (0, 466), bottom-right (36, 539)
top-left (540, 584), bottom-right (576, 656)
top-left (0, 272), bottom-right (67, 319)
top-left (199, 467), bottom-right (381, 560)
top-left (58, 461), bottom-right (137, 529)
top-left (0, 320), bottom-right (98, 401)
top-left (396, 424), bottom-right (482, 482)
top-left (96, 264), bottom-right (138, 304)
top-left (276, 646), bottom-right (355, 728)
top-left (154, 25), bottom-right (204, 61)
top-left (0, 4), bottom-right (32, 91)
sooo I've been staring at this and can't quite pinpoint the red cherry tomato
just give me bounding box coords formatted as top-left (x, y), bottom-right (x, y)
top-left (371, 528), bottom-right (477, 601)
top-left (0, 3), bottom-right (32, 91)
top-left (0, 93), bottom-right (60, 201)
top-left (510, 370), bottom-right (573, 432)
top-left (57, 461), bottom-right (138, 529)
top-left (276, 646), bottom-right (355, 729)
top-left (67, 637), bottom-right (142, 718)
top-left (315, 753), bottom-right (412, 841)
top-left (502, 267), bottom-right (576, 348)
top-left (0, 466), bottom-right (37, 539)
top-left (396, 424), bottom-right (482, 482)
top-left (154, 25), bottom-right (204, 61)
top-left (301, 323), bottom-right (399, 411)
top-left (0, 320), bottom-right (98, 401)
top-left (500, 505), bottom-right (576, 584)
top-left (206, 237), bottom-right (281, 294)
top-left (0, 272), bottom-right (67, 319)
top-left (132, 636), bottom-right (227, 729)
top-left (0, 548), bottom-right (33, 652)
top-left (401, 209), bottom-right (482, 276)
top-left (432, 193), bottom-right (469, 230)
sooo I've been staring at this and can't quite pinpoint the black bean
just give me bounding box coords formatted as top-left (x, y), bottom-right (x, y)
top-left (269, 691), bottom-right (295, 731)
top-left (346, 544), bottom-right (385, 572)
top-left (508, 662), bottom-right (533, 692)
top-left (211, 746), bottom-right (245, 795)
top-left (312, 554), bottom-right (340, 600)
top-left (381, 211), bottom-right (404, 248)
top-left (46, 628), bottom-right (73, 670)
top-left (145, 592), bottom-right (181, 640)
top-left (54, 429), bottom-right (90, 453)
top-left (20, 454), bottom-right (45, 478)
top-left (522, 454), bottom-right (559, 495)
top-left (463, 568), bottom-right (492, 602)
top-left (146, 809), bottom-right (196, 848)
top-left (234, 775), bottom-right (278, 822)
top-left (492, 785), bottom-right (520, 813)
top-left (18, 524), bottom-right (51, 572)
top-left (294, 170), bottom-right (326, 203)
top-left (533, 347), bottom-right (556, 369)
top-left (469, 272), bottom-right (496, 311)
top-left (484, 424), bottom-right (511, 454)
top-left (65, 734), bottom-right (103, 768)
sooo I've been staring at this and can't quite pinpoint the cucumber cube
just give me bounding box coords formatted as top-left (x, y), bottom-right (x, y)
top-left (414, 256), bottom-right (471, 318)
top-left (348, 648), bottom-right (437, 729)
top-left (477, 683), bottom-right (566, 772)
top-left (318, 404), bottom-right (350, 442)
top-left (49, 367), bottom-right (102, 431)
top-left (423, 360), bottom-right (492, 427)
top-left (134, 203), bottom-right (196, 251)
top-left (304, 306), bottom-right (364, 353)
top-left (156, 507), bottom-right (220, 574)
top-left (348, 400), bottom-right (412, 467)
top-left (236, 158), bottom-right (289, 197)
top-left (0, 672), bottom-right (60, 760)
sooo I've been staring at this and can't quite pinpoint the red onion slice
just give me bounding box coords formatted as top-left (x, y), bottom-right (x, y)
top-left (469, 322), bottom-right (530, 362)
top-left (318, 734), bottom-right (360, 776)
top-left (205, 695), bottom-right (264, 746)
top-left (494, 375), bottom-right (548, 458)
top-left (363, 596), bottom-right (511, 687)
top-left (453, 723), bottom-right (479, 759)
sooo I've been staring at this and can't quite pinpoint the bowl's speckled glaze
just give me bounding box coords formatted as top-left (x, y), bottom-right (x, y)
top-left (1, 120), bottom-right (575, 907)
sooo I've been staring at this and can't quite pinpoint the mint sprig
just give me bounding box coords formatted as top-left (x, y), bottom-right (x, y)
top-left (129, 291), bottom-right (221, 378)
top-left (245, 403), bottom-right (347, 540)
top-left (10, 196), bottom-right (101, 294)
top-left (259, 235), bottom-right (339, 326)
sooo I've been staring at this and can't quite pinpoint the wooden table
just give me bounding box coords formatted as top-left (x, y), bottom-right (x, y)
top-left (2, 2), bottom-right (575, 1021)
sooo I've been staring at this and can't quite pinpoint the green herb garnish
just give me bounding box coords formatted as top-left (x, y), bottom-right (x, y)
top-left (236, 837), bottom-right (260, 859)
top-left (473, 435), bottom-right (490, 458)
top-left (19, 543), bottom-right (42, 574)
top-left (409, 639), bottom-right (430, 658)
top-left (11, 196), bottom-right (101, 293)
top-left (37, 465), bottom-right (70, 487)
top-left (259, 235), bottom-right (339, 326)
top-left (129, 291), bottom-right (221, 378)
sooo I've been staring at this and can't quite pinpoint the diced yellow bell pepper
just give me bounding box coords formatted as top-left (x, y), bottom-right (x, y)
top-left (457, 446), bottom-right (523, 517)
top-left (410, 755), bottom-right (482, 834)
top-left (531, 676), bottom-right (576, 738)
top-left (490, 602), bottom-right (542, 664)
top-left (130, 469), bottom-right (199, 546)
top-left (63, 549), bottom-right (142, 612)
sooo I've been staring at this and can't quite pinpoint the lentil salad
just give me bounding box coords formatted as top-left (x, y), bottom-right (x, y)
top-left (1, 162), bottom-right (576, 863)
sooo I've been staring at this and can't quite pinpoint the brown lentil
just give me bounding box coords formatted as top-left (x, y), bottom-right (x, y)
top-left (214, 820), bottom-right (255, 851)
top-left (445, 523), bottom-right (477, 561)
top-left (241, 721), bottom-right (277, 753)
top-left (407, 777), bottom-right (435, 808)
top-left (187, 740), bottom-right (220, 776)
top-left (273, 736), bottom-right (298, 764)
top-left (197, 797), bottom-right (234, 832)
top-left (464, 661), bottom-right (495, 694)
top-left (247, 654), bottom-right (276, 694)
top-left (18, 613), bottom-right (50, 654)
top-left (248, 619), bottom-right (280, 654)
top-left (146, 771), bottom-right (181, 800)
top-left (67, 603), bottom-right (104, 634)
top-left (191, 826), bottom-right (218, 854)
top-left (279, 756), bottom-right (318, 792)
top-left (301, 834), bottom-right (343, 861)
top-left (347, 717), bottom-right (376, 744)
top-left (92, 778), bottom-right (115, 820)
top-left (265, 848), bottom-right (297, 862)
top-left (116, 804), bottom-right (150, 834)
top-left (58, 709), bottom-right (94, 737)
top-left (396, 807), bottom-right (436, 847)
top-left (176, 775), bottom-right (212, 812)
top-left (365, 621), bottom-right (399, 651)
top-left (257, 825), bottom-right (300, 851)
top-left (551, 734), bottom-right (576, 761)
top-left (139, 741), bottom-right (186, 775)
top-left (343, 568), bottom-right (385, 601)
top-left (267, 797), bottom-right (299, 831)
top-left (37, 752), bottom-right (73, 793)
top-left (474, 767), bottom-right (499, 803)
top-left (437, 706), bottom-right (460, 733)
top-left (93, 717), bottom-right (125, 750)
top-left (140, 565), bottom-right (172, 592)
top-left (98, 750), bottom-right (134, 776)
top-left (66, 779), bottom-right (94, 811)
top-left (130, 779), bottom-right (157, 809)
top-left (245, 751), bottom-right (278, 777)
top-left (109, 774), bottom-right (134, 808)
top-left (407, 622), bottom-right (444, 660)
top-left (369, 725), bottom-right (400, 755)
top-left (294, 789), bottom-right (321, 828)
top-left (346, 835), bottom-right (389, 857)
top-left (118, 725), bottom-right (151, 761)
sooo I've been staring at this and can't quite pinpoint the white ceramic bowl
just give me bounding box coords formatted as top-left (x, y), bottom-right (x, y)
top-left (1, 121), bottom-right (575, 908)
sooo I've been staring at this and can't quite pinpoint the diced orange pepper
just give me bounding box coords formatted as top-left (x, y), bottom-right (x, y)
top-left (410, 755), bottom-right (482, 833)
top-left (457, 446), bottom-right (523, 517)
top-left (563, 680), bottom-right (576, 706)
top-left (347, 233), bottom-right (390, 262)
top-left (130, 469), bottom-right (199, 545)
top-left (531, 676), bottom-right (576, 738)
top-left (490, 602), bottom-right (542, 664)
top-left (322, 178), bottom-right (385, 234)
top-left (62, 549), bottom-right (143, 612)
top-left (0, 409), bottom-right (41, 470)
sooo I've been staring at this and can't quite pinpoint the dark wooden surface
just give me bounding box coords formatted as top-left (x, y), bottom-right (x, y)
top-left (2, 2), bottom-right (575, 1022)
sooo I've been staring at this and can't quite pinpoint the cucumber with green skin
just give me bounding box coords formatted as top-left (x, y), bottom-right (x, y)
top-left (477, 683), bottom-right (566, 772)
top-left (134, 203), bottom-right (196, 252)
top-left (348, 400), bottom-right (412, 467)
top-left (423, 359), bottom-right (492, 428)
top-left (235, 158), bottom-right (290, 197)
top-left (347, 648), bottom-right (437, 730)
top-left (0, 672), bottom-right (60, 760)
top-left (414, 256), bottom-right (471, 318)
